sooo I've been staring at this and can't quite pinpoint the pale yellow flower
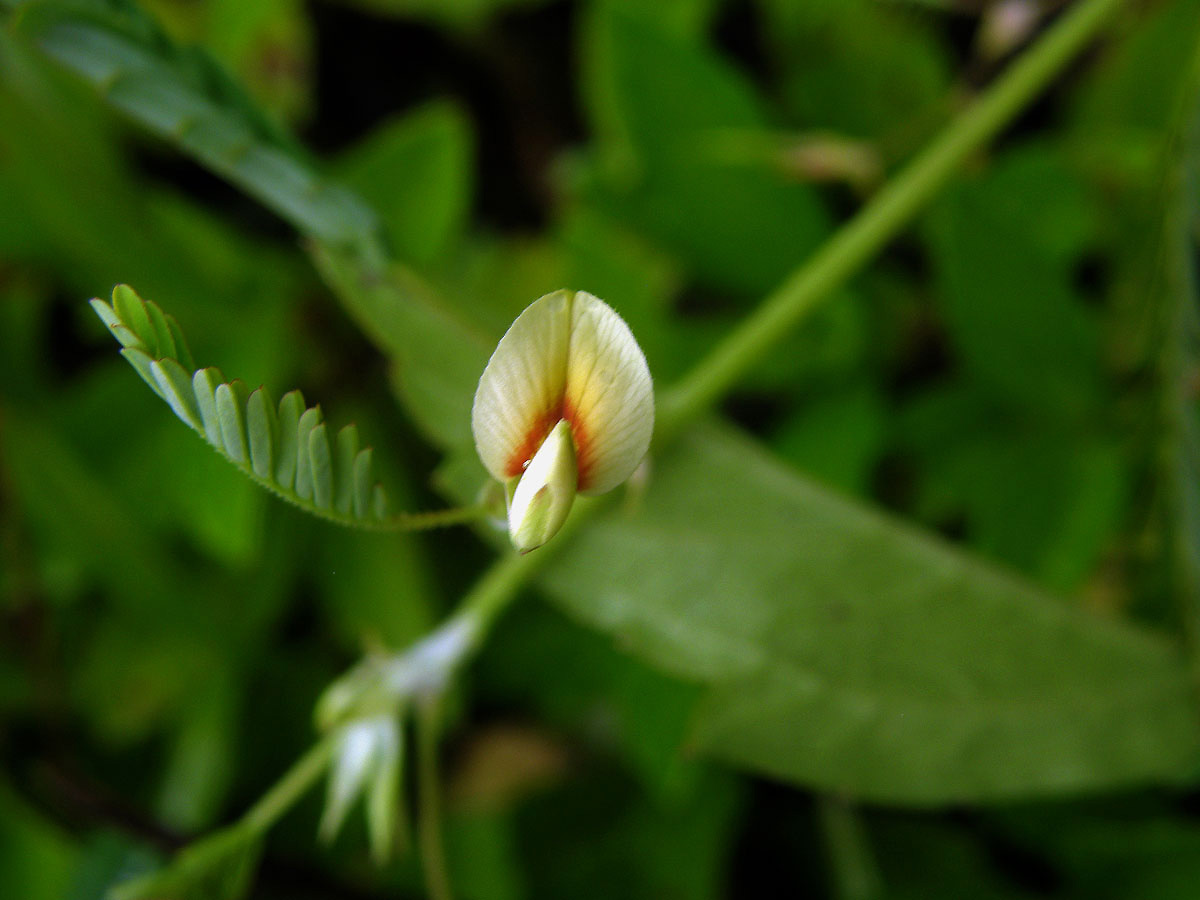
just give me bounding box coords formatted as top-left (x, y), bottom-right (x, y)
top-left (472, 290), bottom-right (654, 551)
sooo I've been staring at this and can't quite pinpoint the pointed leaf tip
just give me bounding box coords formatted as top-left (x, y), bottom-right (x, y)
top-left (112, 284), bottom-right (154, 349)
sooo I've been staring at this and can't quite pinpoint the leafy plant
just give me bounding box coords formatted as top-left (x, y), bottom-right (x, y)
top-left (89, 284), bottom-right (479, 530)
top-left (5, 0), bottom-right (1200, 899)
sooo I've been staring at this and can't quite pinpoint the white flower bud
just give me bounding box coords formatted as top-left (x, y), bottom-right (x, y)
top-left (506, 418), bottom-right (577, 553)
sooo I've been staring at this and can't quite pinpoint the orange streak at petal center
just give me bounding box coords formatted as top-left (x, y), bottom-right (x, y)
top-left (504, 402), bottom-right (593, 491)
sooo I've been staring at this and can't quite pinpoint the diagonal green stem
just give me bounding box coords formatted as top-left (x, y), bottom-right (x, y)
top-left (655, 0), bottom-right (1125, 440)
top-left (817, 795), bottom-right (882, 900)
top-left (416, 698), bottom-right (454, 900)
top-left (238, 733), bottom-right (338, 836)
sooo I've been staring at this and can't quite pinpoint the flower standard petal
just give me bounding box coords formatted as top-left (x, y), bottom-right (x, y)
top-left (564, 291), bottom-right (654, 494)
top-left (471, 289), bottom-right (572, 483)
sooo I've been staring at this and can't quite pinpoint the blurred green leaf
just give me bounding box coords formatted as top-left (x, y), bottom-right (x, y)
top-left (201, 0), bottom-right (313, 123)
top-left (444, 812), bottom-right (525, 900)
top-left (598, 0), bottom-right (720, 40)
top-left (517, 766), bottom-right (740, 900)
top-left (770, 384), bottom-right (887, 495)
top-left (538, 423), bottom-right (1199, 803)
top-left (10, 0), bottom-right (380, 251)
top-left (311, 246), bottom-right (493, 452)
top-left (334, 0), bottom-right (549, 29)
top-left (0, 786), bottom-right (77, 900)
top-left (1, 410), bottom-right (186, 615)
top-left (991, 802), bottom-right (1200, 900)
top-left (156, 671), bottom-right (240, 830)
top-left (755, 0), bottom-right (950, 144)
top-left (65, 832), bottom-right (159, 900)
top-left (928, 145), bottom-right (1102, 420)
top-left (338, 100), bottom-right (474, 265)
top-left (479, 601), bottom-right (705, 799)
top-left (580, 3), bottom-right (828, 295)
top-left (1155, 28), bottom-right (1200, 673)
top-left (316, 527), bottom-right (436, 649)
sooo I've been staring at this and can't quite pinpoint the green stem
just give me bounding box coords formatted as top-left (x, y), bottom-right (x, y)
top-left (654, 0), bottom-right (1126, 440)
top-left (1158, 36), bottom-right (1200, 684)
top-left (239, 734), bottom-right (337, 835)
top-left (452, 495), bottom-right (603, 639)
top-left (417, 699), bottom-right (454, 900)
top-left (816, 795), bottom-right (882, 900)
top-left (386, 504), bottom-right (490, 532)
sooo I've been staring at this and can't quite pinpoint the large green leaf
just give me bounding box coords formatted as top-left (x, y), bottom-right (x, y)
top-left (537, 423), bottom-right (1200, 804)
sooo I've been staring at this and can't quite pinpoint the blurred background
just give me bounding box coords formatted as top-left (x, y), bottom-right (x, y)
top-left (4, 0), bottom-right (1200, 897)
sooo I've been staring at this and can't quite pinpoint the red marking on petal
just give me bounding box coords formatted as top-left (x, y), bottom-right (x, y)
top-left (504, 401), bottom-right (593, 490)
top-left (505, 409), bottom-right (561, 479)
top-left (561, 399), bottom-right (593, 491)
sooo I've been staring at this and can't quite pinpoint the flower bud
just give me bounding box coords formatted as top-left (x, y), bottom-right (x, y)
top-left (506, 418), bottom-right (577, 553)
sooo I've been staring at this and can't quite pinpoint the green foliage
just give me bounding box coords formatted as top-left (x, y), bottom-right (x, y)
top-left (543, 424), bottom-right (1198, 803)
top-left (336, 101), bottom-right (474, 265)
top-left (108, 827), bottom-right (261, 900)
top-left (90, 284), bottom-right (402, 528)
top-left (4, 0), bottom-right (1200, 898)
top-left (7, 0), bottom-right (380, 251)
top-left (580, 2), bottom-right (828, 295)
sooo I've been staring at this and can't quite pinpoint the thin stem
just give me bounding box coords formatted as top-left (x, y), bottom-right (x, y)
top-left (239, 734), bottom-right (337, 835)
top-left (654, 0), bottom-right (1126, 440)
top-left (1157, 37), bottom-right (1200, 684)
top-left (453, 496), bottom-right (602, 635)
top-left (385, 504), bottom-right (490, 532)
top-left (817, 795), bottom-right (882, 900)
top-left (417, 698), bottom-right (453, 900)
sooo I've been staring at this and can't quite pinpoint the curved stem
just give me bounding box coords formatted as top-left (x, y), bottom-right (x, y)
top-left (239, 733), bottom-right (338, 835)
top-left (654, 0), bottom-right (1125, 441)
top-left (417, 698), bottom-right (454, 900)
top-left (383, 504), bottom-right (490, 532)
top-left (817, 795), bottom-right (881, 900)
